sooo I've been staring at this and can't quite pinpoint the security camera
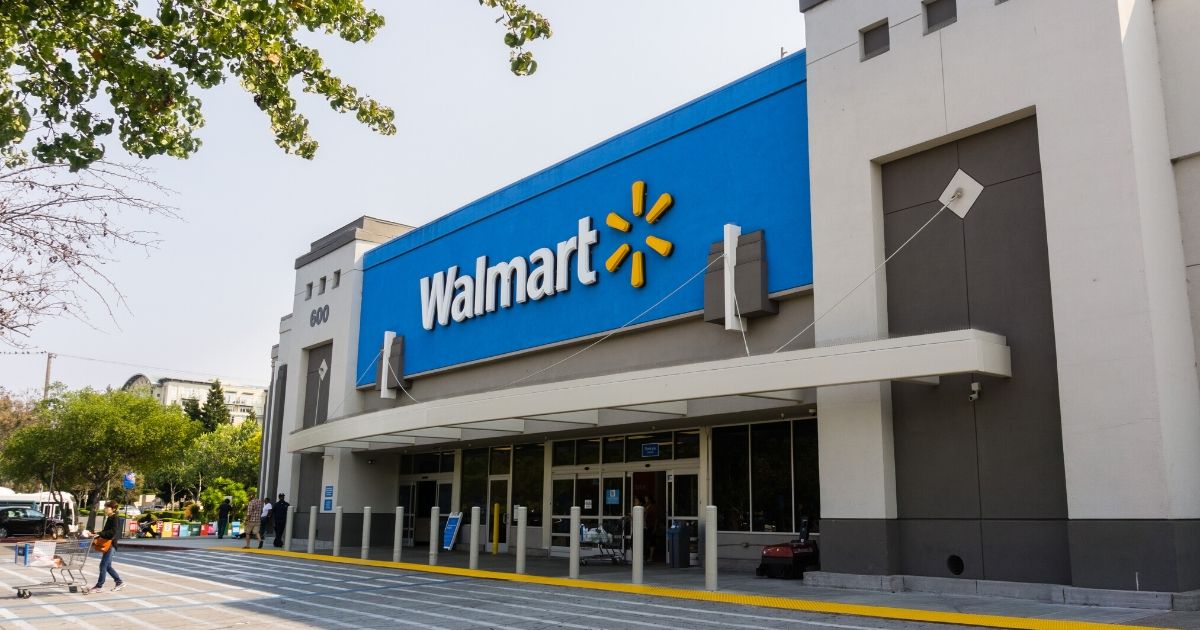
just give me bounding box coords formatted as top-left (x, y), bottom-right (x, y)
top-left (968, 382), bottom-right (981, 402)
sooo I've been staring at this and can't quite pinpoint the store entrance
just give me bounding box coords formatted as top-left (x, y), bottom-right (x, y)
top-left (408, 480), bottom-right (451, 544)
top-left (487, 476), bottom-right (509, 550)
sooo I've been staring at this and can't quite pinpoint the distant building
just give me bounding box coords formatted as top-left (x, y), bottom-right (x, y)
top-left (122, 374), bottom-right (267, 425)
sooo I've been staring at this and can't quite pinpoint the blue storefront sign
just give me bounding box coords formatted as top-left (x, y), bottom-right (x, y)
top-left (641, 443), bottom-right (660, 458)
top-left (358, 53), bottom-right (812, 382)
top-left (323, 499), bottom-right (333, 511)
top-left (324, 485), bottom-right (334, 498)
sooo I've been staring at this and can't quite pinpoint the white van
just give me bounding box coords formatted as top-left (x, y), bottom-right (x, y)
top-left (0, 491), bottom-right (79, 535)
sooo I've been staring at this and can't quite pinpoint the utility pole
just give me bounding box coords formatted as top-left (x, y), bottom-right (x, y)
top-left (42, 352), bottom-right (54, 400)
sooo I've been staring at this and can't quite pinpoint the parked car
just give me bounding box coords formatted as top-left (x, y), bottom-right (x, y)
top-left (122, 505), bottom-right (141, 516)
top-left (0, 506), bottom-right (66, 538)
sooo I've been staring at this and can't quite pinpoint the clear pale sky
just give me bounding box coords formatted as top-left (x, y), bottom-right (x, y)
top-left (0, 2), bottom-right (806, 395)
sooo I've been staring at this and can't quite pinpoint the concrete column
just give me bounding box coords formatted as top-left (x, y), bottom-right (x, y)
top-left (569, 506), bottom-right (580, 579)
top-left (631, 505), bottom-right (644, 585)
top-left (283, 505), bottom-right (295, 552)
top-left (393, 506), bottom-right (404, 563)
top-left (469, 506), bottom-right (481, 570)
top-left (360, 506), bottom-right (372, 560)
top-left (428, 506), bottom-right (440, 566)
top-left (515, 506), bottom-right (528, 574)
top-left (332, 506), bottom-right (343, 557)
top-left (306, 506), bottom-right (317, 554)
top-left (705, 505), bottom-right (717, 591)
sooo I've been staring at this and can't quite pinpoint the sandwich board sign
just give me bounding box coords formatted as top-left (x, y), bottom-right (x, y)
top-left (442, 512), bottom-right (463, 551)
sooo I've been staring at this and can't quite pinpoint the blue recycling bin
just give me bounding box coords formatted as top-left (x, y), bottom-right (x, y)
top-left (667, 523), bottom-right (689, 568)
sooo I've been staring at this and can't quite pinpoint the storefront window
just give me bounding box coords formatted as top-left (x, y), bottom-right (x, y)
top-left (752, 422), bottom-right (793, 533)
top-left (490, 446), bottom-right (511, 475)
top-left (460, 448), bottom-right (488, 512)
top-left (674, 430), bottom-right (700, 459)
top-left (793, 420), bottom-right (820, 533)
top-left (552, 440), bottom-right (575, 466)
top-left (603, 436), bottom-right (625, 463)
top-left (712, 426), bottom-right (750, 531)
top-left (440, 451), bottom-right (455, 473)
top-left (626, 432), bottom-right (672, 462)
top-left (577, 437), bottom-right (601, 465)
top-left (398, 454), bottom-right (414, 475)
top-left (512, 443), bottom-right (544, 526)
top-left (415, 453), bottom-right (440, 474)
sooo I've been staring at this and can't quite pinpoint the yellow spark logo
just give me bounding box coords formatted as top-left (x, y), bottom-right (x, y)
top-left (603, 180), bottom-right (674, 288)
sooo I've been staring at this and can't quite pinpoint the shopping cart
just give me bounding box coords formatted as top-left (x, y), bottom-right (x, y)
top-left (579, 526), bottom-right (626, 566)
top-left (12, 539), bottom-right (92, 598)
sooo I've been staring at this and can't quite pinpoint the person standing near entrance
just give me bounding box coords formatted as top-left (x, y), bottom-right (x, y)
top-left (644, 496), bottom-right (661, 563)
top-left (273, 494), bottom-right (290, 548)
top-left (259, 498), bottom-right (273, 549)
top-left (217, 498), bottom-right (232, 539)
top-left (92, 501), bottom-right (125, 592)
top-left (243, 493), bottom-right (263, 549)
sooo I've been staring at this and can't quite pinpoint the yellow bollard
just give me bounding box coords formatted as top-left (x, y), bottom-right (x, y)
top-left (492, 503), bottom-right (500, 555)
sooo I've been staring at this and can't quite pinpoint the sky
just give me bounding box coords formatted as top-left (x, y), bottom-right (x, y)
top-left (0, 2), bottom-right (806, 396)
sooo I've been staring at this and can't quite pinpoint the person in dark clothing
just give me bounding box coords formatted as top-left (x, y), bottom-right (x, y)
top-left (93, 501), bottom-right (124, 592)
top-left (217, 498), bottom-right (232, 539)
top-left (272, 493), bottom-right (290, 548)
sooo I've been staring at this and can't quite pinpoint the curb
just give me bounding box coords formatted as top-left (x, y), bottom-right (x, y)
top-left (213, 547), bottom-right (1164, 630)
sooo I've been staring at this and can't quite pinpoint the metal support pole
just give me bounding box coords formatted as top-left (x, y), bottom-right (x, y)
top-left (631, 505), bottom-right (644, 585)
top-left (332, 506), bottom-right (343, 557)
top-left (469, 506), bottom-right (481, 570)
top-left (361, 506), bottom-right (372, 560)
top-left (283, 505), bottom-right (295, 551)
top-left (705, 505), bottom-right (718, 591)
top-left (516, 506), bottom-right (528, 574)
top-left (429, 506), bottom-right (440, 566)
top-left (569, 506), bottom-right (580, 579)
top-left (306, 506), bottom-right (317, 554)
top-left (393, 506), bottom-right (404, 563)
top-left (492, 502), bottom-right (500, 555)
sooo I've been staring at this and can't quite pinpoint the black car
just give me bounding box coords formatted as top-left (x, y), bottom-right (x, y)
top-left (0, 507), bottom-right (65, 538)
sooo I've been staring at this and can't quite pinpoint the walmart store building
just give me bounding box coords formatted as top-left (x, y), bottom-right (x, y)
top-left (262, 0), bottom-right (1200, 593)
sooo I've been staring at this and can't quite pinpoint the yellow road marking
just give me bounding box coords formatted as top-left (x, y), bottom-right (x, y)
top-left (213, 547), bottom-right (1166, 630)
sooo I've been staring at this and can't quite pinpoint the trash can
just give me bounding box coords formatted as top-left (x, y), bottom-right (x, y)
top-left (667, 523), bottom-right (690, 568)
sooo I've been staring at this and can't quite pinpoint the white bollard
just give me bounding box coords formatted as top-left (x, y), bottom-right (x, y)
top-left (361, 506), bottom-right (372, 560)
top-left (429, 506), bottom-right (440, 566)
top-left (393, 506), bottom-right (404, 563)
top-left (632, 505), bottom-right (644, 585)
top-left (516, 506), bottom-right (528, 575)
top-left (705, 505), bottom-right (718, 591)
top-left (283, 505), bottom-right (295, 551)
top-left (332, 506), bottom-right (343, 557)
top-left (306, 506), bottom-right (317, 554)
top-left (469, 506), bottom-right (481, 570)
top-left (569, 506), bottom-right (581, 579)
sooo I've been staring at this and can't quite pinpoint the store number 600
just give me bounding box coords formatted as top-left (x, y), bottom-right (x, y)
top-left (310, 305), bottom-right (330, 327)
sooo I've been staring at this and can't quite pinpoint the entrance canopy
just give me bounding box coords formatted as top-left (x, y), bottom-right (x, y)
top-left (287, 329), bottom-right (1010, 453)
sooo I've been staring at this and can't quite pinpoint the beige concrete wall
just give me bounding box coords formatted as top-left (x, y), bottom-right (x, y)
top-left (804, 0), bottom-right (1200, 520)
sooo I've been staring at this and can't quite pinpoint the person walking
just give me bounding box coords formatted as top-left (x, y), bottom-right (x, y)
top-left (258, 498), bottom-right (273, 549)
top-left (217, 498), bottom-right (232, 539)
top-left (92, 501), bottom-right (125, 592)
top-left (243, 493), bottom-right (263, 549)
top-left (272, 493), bottom-right (290, 548)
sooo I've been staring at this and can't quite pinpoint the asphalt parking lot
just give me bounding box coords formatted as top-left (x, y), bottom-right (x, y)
top-left (0, 548), bottom-right (995, 629)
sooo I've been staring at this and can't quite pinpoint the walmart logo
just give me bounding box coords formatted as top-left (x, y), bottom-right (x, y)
top-left (603, 181), bottom-right (675, 288)
top-left (418, 179), bottom-right (677, 330)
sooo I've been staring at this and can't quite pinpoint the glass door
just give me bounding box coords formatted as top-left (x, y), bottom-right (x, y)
top-left (601, 474), bottom-right (627, 556)
top-left (397, 483), bottom-right (416, 546)
top-left (668, 471), bottom-right (700, 564)
top-left (549, 473), bottom-right (600, 554)
top-left (487, 477), bottom-right (509, 549)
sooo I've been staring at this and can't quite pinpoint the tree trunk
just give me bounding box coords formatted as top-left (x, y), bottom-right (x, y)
top-left (85, 487), bottom-right (101, 532)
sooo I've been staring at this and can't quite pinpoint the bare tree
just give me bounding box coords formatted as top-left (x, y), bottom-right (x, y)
top-left (0, 160), bottom-right (174, 344)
